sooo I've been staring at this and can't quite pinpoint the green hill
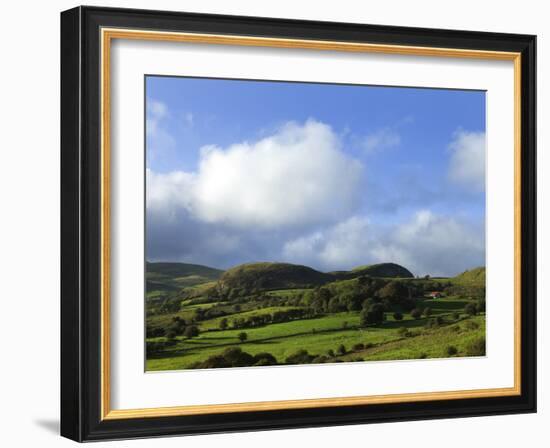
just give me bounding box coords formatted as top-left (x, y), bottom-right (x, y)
top-left (146, 262), bottom-right (224, 296)
top-left (218, 262), bottom-right (331, 293)
top-left (349, 263), bottom-right (414, 279)
top-left (452, 267), bottom-right (486, 287)
top-left (216, 261), bottom-right (414, 294)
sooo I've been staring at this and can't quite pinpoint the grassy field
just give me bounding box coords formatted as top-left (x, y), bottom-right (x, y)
top-left (146, 296), bottom-right (484, 371)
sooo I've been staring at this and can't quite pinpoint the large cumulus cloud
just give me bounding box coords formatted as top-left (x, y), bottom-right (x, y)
top-left (146, 120), bottom-right (363, 267)
top-left (148, 119), bottom-right (362, 229)
top-left (283, 210), bottom-right (485, 277)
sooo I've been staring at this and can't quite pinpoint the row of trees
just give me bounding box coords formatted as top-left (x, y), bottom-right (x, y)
top-left (221, 308), bottom-right (315, 330)
top-left (146, 316), bottom-right (200, 340)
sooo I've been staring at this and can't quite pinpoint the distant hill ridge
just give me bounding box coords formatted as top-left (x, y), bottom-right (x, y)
top-left (145, 260), bottom-right (487, 299)
top-left (146, 262), bottom-right (223, 279)
top-left (146, 262), bottom-right (223, 295)
top-left (217, 261), bottom-right (414, 293)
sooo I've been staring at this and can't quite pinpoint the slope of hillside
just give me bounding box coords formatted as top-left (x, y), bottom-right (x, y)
top-left (452, 267), bottom-right (486, 287)
top-left (217, 262), bottom-right (331, 292)
top-left (146, 262), bottom-right (224, 295)
top-left (350, 262), bottom-right (414, 278)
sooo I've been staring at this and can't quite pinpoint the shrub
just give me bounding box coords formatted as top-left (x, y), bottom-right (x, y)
top-left (337, 344), bottom-right (347, 355)
top-left (146, 341), bottom-right (168, 357)
top-left (285, 349), bottom-right (315, 364)
top-left (410, 308), bottom-right (422, 320)
top-left (194, 355), bottom-right (229, 369)
top-left (393, 311), bottom-right (404, 321)
top-left (352, 343), bottom-right (365, 351)
top-left (464, 303), bottom-right (478, 316)
top-left (452, 311), bottom-right (460, 321)
top-left (418, 352), bottom-right (428, 359)
top-left (476, 298), bottom-right (486, 313)
top-left (465, 336), bottom-right (486, 356)
top-left (397, 326), bottom-right (410, 337)
top-left (327, 349), bottom-right (335, 357)
top-left (219, 318), bottom-right (228, 330)
top-left (146, 327), bottom-right (165, 338)
top-left (401, 298), bottom-right (416, 312)
top-left (184, 325), bottom-right (199, 338)
top-left (190, 347), bottom-right (261, 369)
top-left (253, 352), bottom-right (277, 366)
top-left (425, 316), bottom-right (445, 329)
top-left (364, 342), bottom-right (375, 349)
top-left (423, 307), bottom-right (432, 317)
top-left (424, 319), bottom-right (436, 329)
top-left (222, 347), bottom-right (255, 367)
top-left (312, 355), bottom-right (329, 364)
top-left (446, 345), bottom-right (458, 357)
top-left (360, 303), bottom-right (386, 326)
top-left (165, 329), bottom-right (178, 340)
top-left (238, 331), bottom-right (248, 343)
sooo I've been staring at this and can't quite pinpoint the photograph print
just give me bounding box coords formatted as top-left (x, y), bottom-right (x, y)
top-left (145, 76), bottom-right (487, 372)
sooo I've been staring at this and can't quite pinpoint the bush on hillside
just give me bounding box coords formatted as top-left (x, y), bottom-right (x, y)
top-left (393, 311), bottom-right (403, 321)
top-left (464, 303), bottom-right (478, 316)
top-left (360, 303), bottom-right (386, 326)
top-left (285, 349), bottom-right (315, 365)
top-left (465, 336), bottom-right (486, 356)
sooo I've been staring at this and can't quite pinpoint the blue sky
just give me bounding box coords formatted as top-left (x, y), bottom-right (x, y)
top-left (145, 76), bottom-right (486, 277)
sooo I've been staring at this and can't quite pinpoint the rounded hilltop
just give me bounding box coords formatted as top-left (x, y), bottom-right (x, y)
top-left (217, 262), bottom-right (331, 292)
top-left (216, 261), bottom-right (414, 293)
top-left (349, 262), bottom-right (414, 279)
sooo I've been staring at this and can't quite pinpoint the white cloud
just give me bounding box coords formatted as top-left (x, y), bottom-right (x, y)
top-left (361, 127), bottom-right (401, 153)
top-left (146, 99), bottom-right (176, 163)
top-left (146, 169), bottom-right (195, 222)
top-left (146, 99), bottom-right (168, 136)
top-left (448, 130), bottom-right (486, 192)
top-left (283, 216), bottom-right (371, 268)
top-left (147, 119), bottom-right (363, 229)
top-left (370, 210), bottom-right (484, 276)
top-left (282, 210), bottom-right (484, 276)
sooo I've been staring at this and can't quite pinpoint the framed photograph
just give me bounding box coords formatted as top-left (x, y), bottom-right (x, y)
top-left (61, 6), bottom-right (536, 441)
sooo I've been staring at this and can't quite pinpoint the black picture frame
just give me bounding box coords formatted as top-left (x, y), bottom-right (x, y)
top-left (61, 5), bottom-right (536, 442)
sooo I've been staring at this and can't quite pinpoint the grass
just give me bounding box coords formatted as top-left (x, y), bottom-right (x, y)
top-left (339, 315), bottom-right (485, 361)
top-left (146, 300), bottom-right (484, 371)
top-left (266, 288), bottom-right (311, 297)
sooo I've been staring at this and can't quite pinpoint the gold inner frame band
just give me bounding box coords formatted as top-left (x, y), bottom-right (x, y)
top-left (100, 27), bottom-right (522, 420)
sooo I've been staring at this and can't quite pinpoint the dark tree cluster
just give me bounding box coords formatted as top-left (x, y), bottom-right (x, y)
top-left (360, 303), bottom-right (386, 326)
top-left (189, 348), bottom-right (277, 369)
top-left (146, 339), bottom-right (176, 357)
top-left (230, 308), bottom-right (315, 330)
top-left (156, 316), bottom-right (200, 340)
